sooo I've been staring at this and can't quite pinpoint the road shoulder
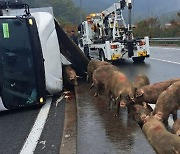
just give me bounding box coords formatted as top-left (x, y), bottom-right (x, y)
top-left (60, 93), bottom-right (77, 154)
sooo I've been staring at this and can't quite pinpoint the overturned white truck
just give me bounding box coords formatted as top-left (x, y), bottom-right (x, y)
top-left (0, 1), bottom-right (88, 111)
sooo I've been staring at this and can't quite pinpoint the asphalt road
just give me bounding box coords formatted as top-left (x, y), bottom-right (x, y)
top-left (0, 46), bottom-right (179, 154)
top-left (0, 95), bottom-right (65, 154)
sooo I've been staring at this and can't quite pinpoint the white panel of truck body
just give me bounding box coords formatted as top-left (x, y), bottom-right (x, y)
top-left (83, 21), bottom-right (94, 45)
top-left (32, 12), bottom-right (63, 93)
top-left (2, 8), bottom-right (63, 93)
top-left (60, 54), bottom-right (71, 65)
top-left (105, 41), bottom-right (111, 60)
top-left (0, 98), bottom-right (7, 111)
top-left (144, 36), bottom-right (150, 55)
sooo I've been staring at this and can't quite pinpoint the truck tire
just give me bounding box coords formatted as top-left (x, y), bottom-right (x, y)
top-left (132, 57), bottom-right (145, 63)
top-left (99, 50), bottom-right (106, 61)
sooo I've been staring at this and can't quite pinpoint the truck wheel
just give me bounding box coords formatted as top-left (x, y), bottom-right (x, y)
top-left (99, 50), bottom-right (106, 61)
top-left (132, 57), bottom-right (145, 63)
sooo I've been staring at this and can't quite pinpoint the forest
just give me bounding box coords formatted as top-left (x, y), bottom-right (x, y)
top-left (24, 0), bottom-right (83, 32)
top-left (133, 12), bottom-right (180, 38)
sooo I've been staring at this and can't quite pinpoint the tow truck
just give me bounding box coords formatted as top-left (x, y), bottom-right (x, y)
top-left (0, 0), bottom-right (88, 111)
top-left (78, 0), bottom-right (150, 62)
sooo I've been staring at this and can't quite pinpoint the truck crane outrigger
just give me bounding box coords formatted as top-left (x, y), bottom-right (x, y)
top-left (78, 0), bottom-right (150, 62)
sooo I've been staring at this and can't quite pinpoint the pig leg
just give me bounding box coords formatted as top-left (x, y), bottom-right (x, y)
top-left (94, 84), bottom-right (101, 97)
top-left (114, 101), bottom-right (120, 117)
top-left (108, 92), bottom-right (114, 110)
top-left (108, 99), bottom-right (113, 110)
top-left (89, 83), bottom-right (94, 89)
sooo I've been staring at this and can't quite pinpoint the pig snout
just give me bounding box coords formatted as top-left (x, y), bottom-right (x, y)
top-left (153, 112), bottom-right (163, 121)
top-left (120, 100), bottom-right (126, 108)
top-left (142, 115), bottom-right (150, 123)
top-left (176, 130), bottom-right (180, 137)
top-left (141, 114), bottom-right (149, 123)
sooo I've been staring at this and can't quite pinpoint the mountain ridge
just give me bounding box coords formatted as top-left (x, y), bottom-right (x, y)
top-left (73, 0), bottom-right (180, 20)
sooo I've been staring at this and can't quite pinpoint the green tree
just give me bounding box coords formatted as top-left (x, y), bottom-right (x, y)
top-left (134, 17), bottom-right (161, 38)
top-left (24, 0), bottom-right (84, 26)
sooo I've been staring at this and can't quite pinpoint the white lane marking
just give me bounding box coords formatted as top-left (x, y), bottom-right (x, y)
top-left (150, 57), bottom-right (180, 65)
top-left (20, 98), bottom-right (52, 154)
top-left (150, 47), bottom-right (180, 51)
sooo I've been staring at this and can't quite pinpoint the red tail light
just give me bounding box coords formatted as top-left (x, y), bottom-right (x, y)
top-left (139, 41), bottom-right (145, 46)
top-left (111, 45), bottom-right (118, 49)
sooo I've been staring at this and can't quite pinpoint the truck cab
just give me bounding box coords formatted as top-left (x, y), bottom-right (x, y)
top-left (0, 1), bottom-right (63, 111)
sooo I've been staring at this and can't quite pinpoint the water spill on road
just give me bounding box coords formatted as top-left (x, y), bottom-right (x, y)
top-left (76, 83), bottom-right (155, 154)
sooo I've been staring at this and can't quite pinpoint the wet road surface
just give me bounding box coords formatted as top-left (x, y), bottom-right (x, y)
top-left (0, 46), bottom-right (179, 154)
top-left (76, 83), bottom-right (155, 154)
top-left (75, 46), bottom-right (180, 154)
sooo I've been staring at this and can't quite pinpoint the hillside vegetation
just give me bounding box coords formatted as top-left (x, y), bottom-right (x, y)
top-left (24, 0), bottom-right (83, 30)
top-left (23, 0), bottom-right (179, 38)
top-left (134, 12), bottom-right (180, 38)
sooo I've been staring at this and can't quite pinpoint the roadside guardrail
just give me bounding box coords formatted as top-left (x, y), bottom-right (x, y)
top-left (150, 37), bottom-right (180, 42)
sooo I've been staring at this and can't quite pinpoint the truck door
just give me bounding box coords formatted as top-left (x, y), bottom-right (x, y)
top-left (0, 16), bottom-right (46, 109)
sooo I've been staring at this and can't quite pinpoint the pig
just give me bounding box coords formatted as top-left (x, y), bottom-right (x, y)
top-left (135, 78), bottom-right (180, 104)
top-left (105, 70), bottom-right (135, 116)
top-left (63, 65), bottom-right (78, 90)
top-left (152, 81), bottom-right (180, 125)
top-left (87, 59), bottom-right (111, 83)
top-left (132, 74), bottom-right (150, 89)
top-left (172, 119), bottom-right (180, 136)
top-left (92, 65), bottom-right (119, 97)
top-left (142, 116), bottom-right (180, 154)
top-left (129, 102), bottom-right (153, 127)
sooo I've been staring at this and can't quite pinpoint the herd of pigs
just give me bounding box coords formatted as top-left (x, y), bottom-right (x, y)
top-left (62, 59), bottom-right (180, 154)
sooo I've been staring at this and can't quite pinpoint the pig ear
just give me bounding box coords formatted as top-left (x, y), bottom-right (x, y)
top-left (115, 97), bottom-right (118, 101)
top-left (115, 95), bottom-right (120, 101)
top-left (142, 102), bottom-right (147, 108)
top-left (116, 92), bottom-right (122, 101)
top-left (136, 89), bottom-right (144, 97)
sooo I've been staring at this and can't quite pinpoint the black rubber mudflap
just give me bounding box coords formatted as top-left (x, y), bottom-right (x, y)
top-left (54, 19), bottom-right (89, 77)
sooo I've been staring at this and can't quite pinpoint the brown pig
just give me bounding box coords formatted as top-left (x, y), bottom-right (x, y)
top-left (87, 59), bottom-right (111, 83)
top-left (152, 81), bottom-right (180, 124)
top-left (63, 65), bottom-right (78, 86)
top-left (132, 74), bottom-right (150, 89)
top-left (142, 116), bottom-right (180, 154)
top-left (92, 65), bottom-right (119, 97)
top-left (129, 102), bottom-right (153, 127)
top-left (172, 119), bottom-right (180, 136)
top-left (105, 70), bottom-right (135, 116)
top-left (135, 78), bottom-right (180, 104)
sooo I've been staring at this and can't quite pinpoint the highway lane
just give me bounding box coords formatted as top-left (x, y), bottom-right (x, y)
top-left (115, 46), bottom-right (180, 83)
top-left (0, 95), bottom-right (65, 154)
top-left (150, 46), bottom-right (180, 64)
top-left (0, 46), bottom-right (179, 154)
